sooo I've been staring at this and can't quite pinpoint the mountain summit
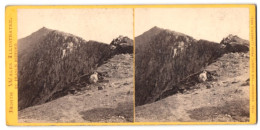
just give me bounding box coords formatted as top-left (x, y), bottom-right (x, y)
top-left (18, 27), bottom-right (133, 110)
top-left (135, 26), bottom-right (249, 106)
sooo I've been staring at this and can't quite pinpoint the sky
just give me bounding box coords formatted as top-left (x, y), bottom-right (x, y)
top-left (135, 8), bottom-right (249, 43)
top-left (18, 9), bottom-right (133, 44)
top-left (18, 8), bottom-right (249, 44)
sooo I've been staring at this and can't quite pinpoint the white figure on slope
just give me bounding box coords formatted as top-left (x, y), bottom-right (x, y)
top-left (198, 70), bottom-right (207, 82)
top-left (89, 72), bottom-right (98, 84)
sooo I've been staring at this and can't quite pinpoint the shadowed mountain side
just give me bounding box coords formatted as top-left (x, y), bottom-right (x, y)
top-left (18, 28), bottom-right (133, 110)
top-left (18, 27), bottom-right (53, 71)
top-left (135, 52), bottom-right (250, 122)
top-left (135, 27), bottom-right (249, 106)
top-left (19, 54), bottom-right (134, 123)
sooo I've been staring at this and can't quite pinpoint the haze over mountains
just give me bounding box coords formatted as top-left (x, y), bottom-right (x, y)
top-left (18, 27), bottom-right (133, 110)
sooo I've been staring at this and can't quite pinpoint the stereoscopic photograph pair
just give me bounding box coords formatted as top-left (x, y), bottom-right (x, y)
top-left (5, 5), bottom-right (257, 125)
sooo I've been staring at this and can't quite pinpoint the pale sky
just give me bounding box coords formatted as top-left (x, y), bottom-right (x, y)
top-left (18, 9), bottom-right (133, 44)
top-left (18, 8), bottom-right (249, 44)
top-left (135, 8), bottom-right (249, 43)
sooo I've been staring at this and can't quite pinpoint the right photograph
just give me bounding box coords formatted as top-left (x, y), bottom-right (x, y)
top-left (135, 8), bottom-right (250, 122)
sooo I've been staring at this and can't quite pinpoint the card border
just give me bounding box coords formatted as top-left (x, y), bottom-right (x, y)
top-left (5, 4), bottom-right (257, 126)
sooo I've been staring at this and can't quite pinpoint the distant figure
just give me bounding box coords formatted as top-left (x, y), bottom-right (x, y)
top-left (198, 70), bottom-right (207, 82)
top-left (89, 72), bottom-right (98, 84)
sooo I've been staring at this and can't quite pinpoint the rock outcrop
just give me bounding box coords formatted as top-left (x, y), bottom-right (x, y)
top-left (220, 34), bottom-right (249, 53)
top-left (110, 35), bottom-right (133, 54)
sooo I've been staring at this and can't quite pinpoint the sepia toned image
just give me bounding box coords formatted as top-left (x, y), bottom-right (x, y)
top-left (5, 5), bottom-right (256, 126)
top-left (135, 8), bottom-right (251, 122)
top-left (17, 8), bottom-right (134, 123)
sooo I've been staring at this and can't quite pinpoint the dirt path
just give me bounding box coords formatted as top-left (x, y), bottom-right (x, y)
top-left (19, 54), bottom-right (134, 123)
top-left (136, 52), bottom-right (250, 122)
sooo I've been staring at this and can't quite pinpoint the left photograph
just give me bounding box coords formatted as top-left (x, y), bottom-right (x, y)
top-left (17, 9), bottom-right (134, 123)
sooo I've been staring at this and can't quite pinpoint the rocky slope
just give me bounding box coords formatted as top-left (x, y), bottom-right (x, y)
top-left (18, 27), bottom-right (133, 110)
top-left (135, 26), bottom-right (249, 107)
top-left (136, 52), bottom-right (249, 122)
top-left (19, 53), bottom-right (134, 123)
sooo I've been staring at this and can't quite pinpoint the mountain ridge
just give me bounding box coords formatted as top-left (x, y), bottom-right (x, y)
top-left (135, 26), bottom-right (249, 106)
top-left (18, 27), bottom-right (133, 110)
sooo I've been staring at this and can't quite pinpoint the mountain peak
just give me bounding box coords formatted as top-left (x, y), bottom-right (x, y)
top-left (148, 26), bottom-right (164, 32)
top-left (151, 26), bottom-right (160, 29)
top-left (24, 27), bottom-right (53, 39)
top-left (41, 26), bottom-right (47, 29)
top-left (146, 26), bottom-right (190, 38)
top-left (35, 27), bottom-right (74, 38)
top-left (37, 26), bottom-right (52, 33)
top-left (18, 27), bottom-right (134, 110)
